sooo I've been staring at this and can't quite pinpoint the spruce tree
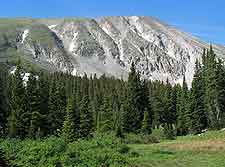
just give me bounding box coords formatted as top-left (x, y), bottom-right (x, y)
top-left (141, 108), bottom-right (152, 134)
top-left (123, 62), bottom-right (143, 133)
top-left (48, 76), bottom-right (66, 135)
top-left (98, 95), bottom-right (113, 132)
top-left (204, 46), bottom-right (219, 129)
top-left (176, 76), bottom-right (189, 135)
top-left (39, 72), bottom-right (50, 136)
top-left (8, 60), bottom-right (27, 138)
top-left (26, 71), bottom-right (41, 138)
top-left (61, 97), bottom-right (80, 142)
top-left (79, 74), bottom-right (93, 138)
top-left (189, 60), bottom-right (208, 134)
top-left (215, 59), bottom-right (225, 128)
top-left (163, 80), bottom-right (175, 129)
top-left (115, 96), bottom-right (124, 138)
top-left (0, 65), bottom-right (8, 136)
top-left (151, 82), bottom-right (164, 128)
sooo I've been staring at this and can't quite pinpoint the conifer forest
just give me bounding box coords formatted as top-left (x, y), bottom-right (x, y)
top-left (0, 47), bottom-right (225, 167)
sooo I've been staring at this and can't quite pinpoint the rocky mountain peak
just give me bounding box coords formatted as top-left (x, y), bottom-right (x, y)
top-left (1, 17), bottom-right (224, 86)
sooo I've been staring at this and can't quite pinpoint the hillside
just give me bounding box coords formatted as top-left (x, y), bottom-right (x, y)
top-left (0, 17), bottom-right (224, 86)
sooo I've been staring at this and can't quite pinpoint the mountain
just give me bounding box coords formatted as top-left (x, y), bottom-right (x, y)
top-left (0, 16), bottom-right (224, 86)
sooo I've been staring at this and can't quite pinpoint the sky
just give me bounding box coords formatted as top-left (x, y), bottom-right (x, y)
top-left (0, 0), bottom-right (225, 45)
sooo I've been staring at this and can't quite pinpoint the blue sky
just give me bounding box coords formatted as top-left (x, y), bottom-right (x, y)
top-left (1, 0), bottom-right (225, 45)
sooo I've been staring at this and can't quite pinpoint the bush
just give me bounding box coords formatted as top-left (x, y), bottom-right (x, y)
top-left (151, 128), bottom-right (166, 140)
top-left (0, 148), bottom-right (9, 167)
top-left (163, 127), bottom-right (176, 140)
top-left (0, 135), bottom-right (132, 167)
top-left (123, 133), bottom-right (160, 144)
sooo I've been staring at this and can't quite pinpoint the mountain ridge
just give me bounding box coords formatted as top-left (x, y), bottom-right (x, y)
top-left (0, 16), bottom-right (224, 86)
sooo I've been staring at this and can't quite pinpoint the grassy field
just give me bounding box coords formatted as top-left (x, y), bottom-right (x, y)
top-left (1, 131), bottom-right (225, 166)
top-left (129, 131), bottom-right (225, 167)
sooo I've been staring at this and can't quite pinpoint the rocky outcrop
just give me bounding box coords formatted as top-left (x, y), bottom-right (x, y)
top-left (1, 17), bottom-right (224, 86)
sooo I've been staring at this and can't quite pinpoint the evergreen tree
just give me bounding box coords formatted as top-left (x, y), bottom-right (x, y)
top-left (91, 74), bottom-right (103, 132)
top-left (112, 91), bottom-right (121, 129)
top-left (61, 97), bottom-right (80, 142)
top-left (8, 61), bottom-right (27, 138)
top-left (48, 76), bottom-right (66, 135)
top-left (114, 93), bottom-right (123, 137)
top-left (98, 95), bottom-right (113, 132)
top-left (26, 71), bottom-right (41, 138)
top-left (141, 108), bottom-right (152, 134)
top-left (216, 59), bottom-right (225, 128)
top-left (189, 60), bottom-right (208, 134)
top-left (79, 74), bottom-right (93, 138)
top-left (38, 72), bottom-right (50, 136)
top-left (123, 62), bottom-right (143, 133)
top-left (176, 76), bottom-right (189, 135)
top-left (0, 65), bottom-right (8, 136)
top-left (151, 82), bottom-right (164, 128)
top-left (204, 46), bottom-right (219, 129)
top-left (162, 79), bottom-right (175, 129)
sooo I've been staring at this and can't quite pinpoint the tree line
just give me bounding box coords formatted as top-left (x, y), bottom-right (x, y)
top-left (0, 46), bottom-right (225, 140)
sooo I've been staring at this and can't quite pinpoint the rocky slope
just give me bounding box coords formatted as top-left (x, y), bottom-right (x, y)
top-left (0, 16), bottom-right (224, 86)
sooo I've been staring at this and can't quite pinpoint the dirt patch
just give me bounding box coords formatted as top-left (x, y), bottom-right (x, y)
top-left (166, 139), bottom-right (225, 152)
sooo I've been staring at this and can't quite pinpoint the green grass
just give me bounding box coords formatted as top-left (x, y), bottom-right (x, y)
top-left (129, 131), bottom-right (225, 167)
top-left (1, 131), bottom-right (225, 166)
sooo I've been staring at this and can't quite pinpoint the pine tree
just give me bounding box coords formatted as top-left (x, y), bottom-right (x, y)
top-left (92, 92), bottom-right (101, 132)
top-left (48, 76), bottom-right (66, 135)
top-left (91, 75), bottom-right (102, 132)
top-left (0, 65), bottom-right (8, 136)
top-left (61, 97), bottom-right (80, 142)
top-left (163, 80), bottom-right (175, 129)
top-left (8, 60), bottom-right (27, 138)
top-left (79, 74), bottom-right (93, 138)
top-left (98, 95), bottom-right (113, 132)
top-left (215, 59), bottom-right (225, 128)
top-left (176, 76), bottom-right (189, 135)
top-left (38, 72), bottom-right (50, 136)
top-left (204, 46), bottom-right (219, 129)
top-left (26, 71), bottom-right (41, 138)
top-left (189, 60), bottom-right (208, 134)
top-left (123, 62), bottom-right (143, 133)
top-left (79, 95), bottom-right (93, 138)
top-left (114, 93), bottom-right (123, 137)
top-left (141, 108), bottom-right (152, 134)
top-left (151, 82), bottom-right (164, 128)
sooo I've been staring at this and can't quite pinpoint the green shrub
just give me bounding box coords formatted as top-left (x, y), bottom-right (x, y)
top-left (123, 133), bottom-right (160, 144)
top-left (163, 127), bottom-right (176, 140)
top-left (151, 128), bottom-right (166, 140)
top-left (0, 135), bottom-right (132, 167)
top-left (0, 148), bottom-right (9, 167)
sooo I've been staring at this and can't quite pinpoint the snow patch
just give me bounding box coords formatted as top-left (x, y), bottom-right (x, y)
top-left (48, 24), bottom-right (58, 29)
top-left (69, 42), bottom-right (75, 52)
top-left (118, 40), bottom-right (125, 62)
top-left (69, 32), bottom-right (78, 52)
top-left (71, 68), bottom-right (77, 76)
top-left (21, 29), bottom-right (29, 43)
top-left (10, 67), bottom-right (17, 74)
top-left (23, 73), bottom-right (30, 83)
top-left (10, 68), bottom-right (31, 86)
top-left (102, 25), bottom-right (112, 36)
top-left (130, 16), bottom-right (139, 22)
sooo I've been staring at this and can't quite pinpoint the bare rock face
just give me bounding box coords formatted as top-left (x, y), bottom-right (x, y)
top-left (1, 17), bottom-right (225, 86)
top-left (18, 24), bottom-right (73, 72)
